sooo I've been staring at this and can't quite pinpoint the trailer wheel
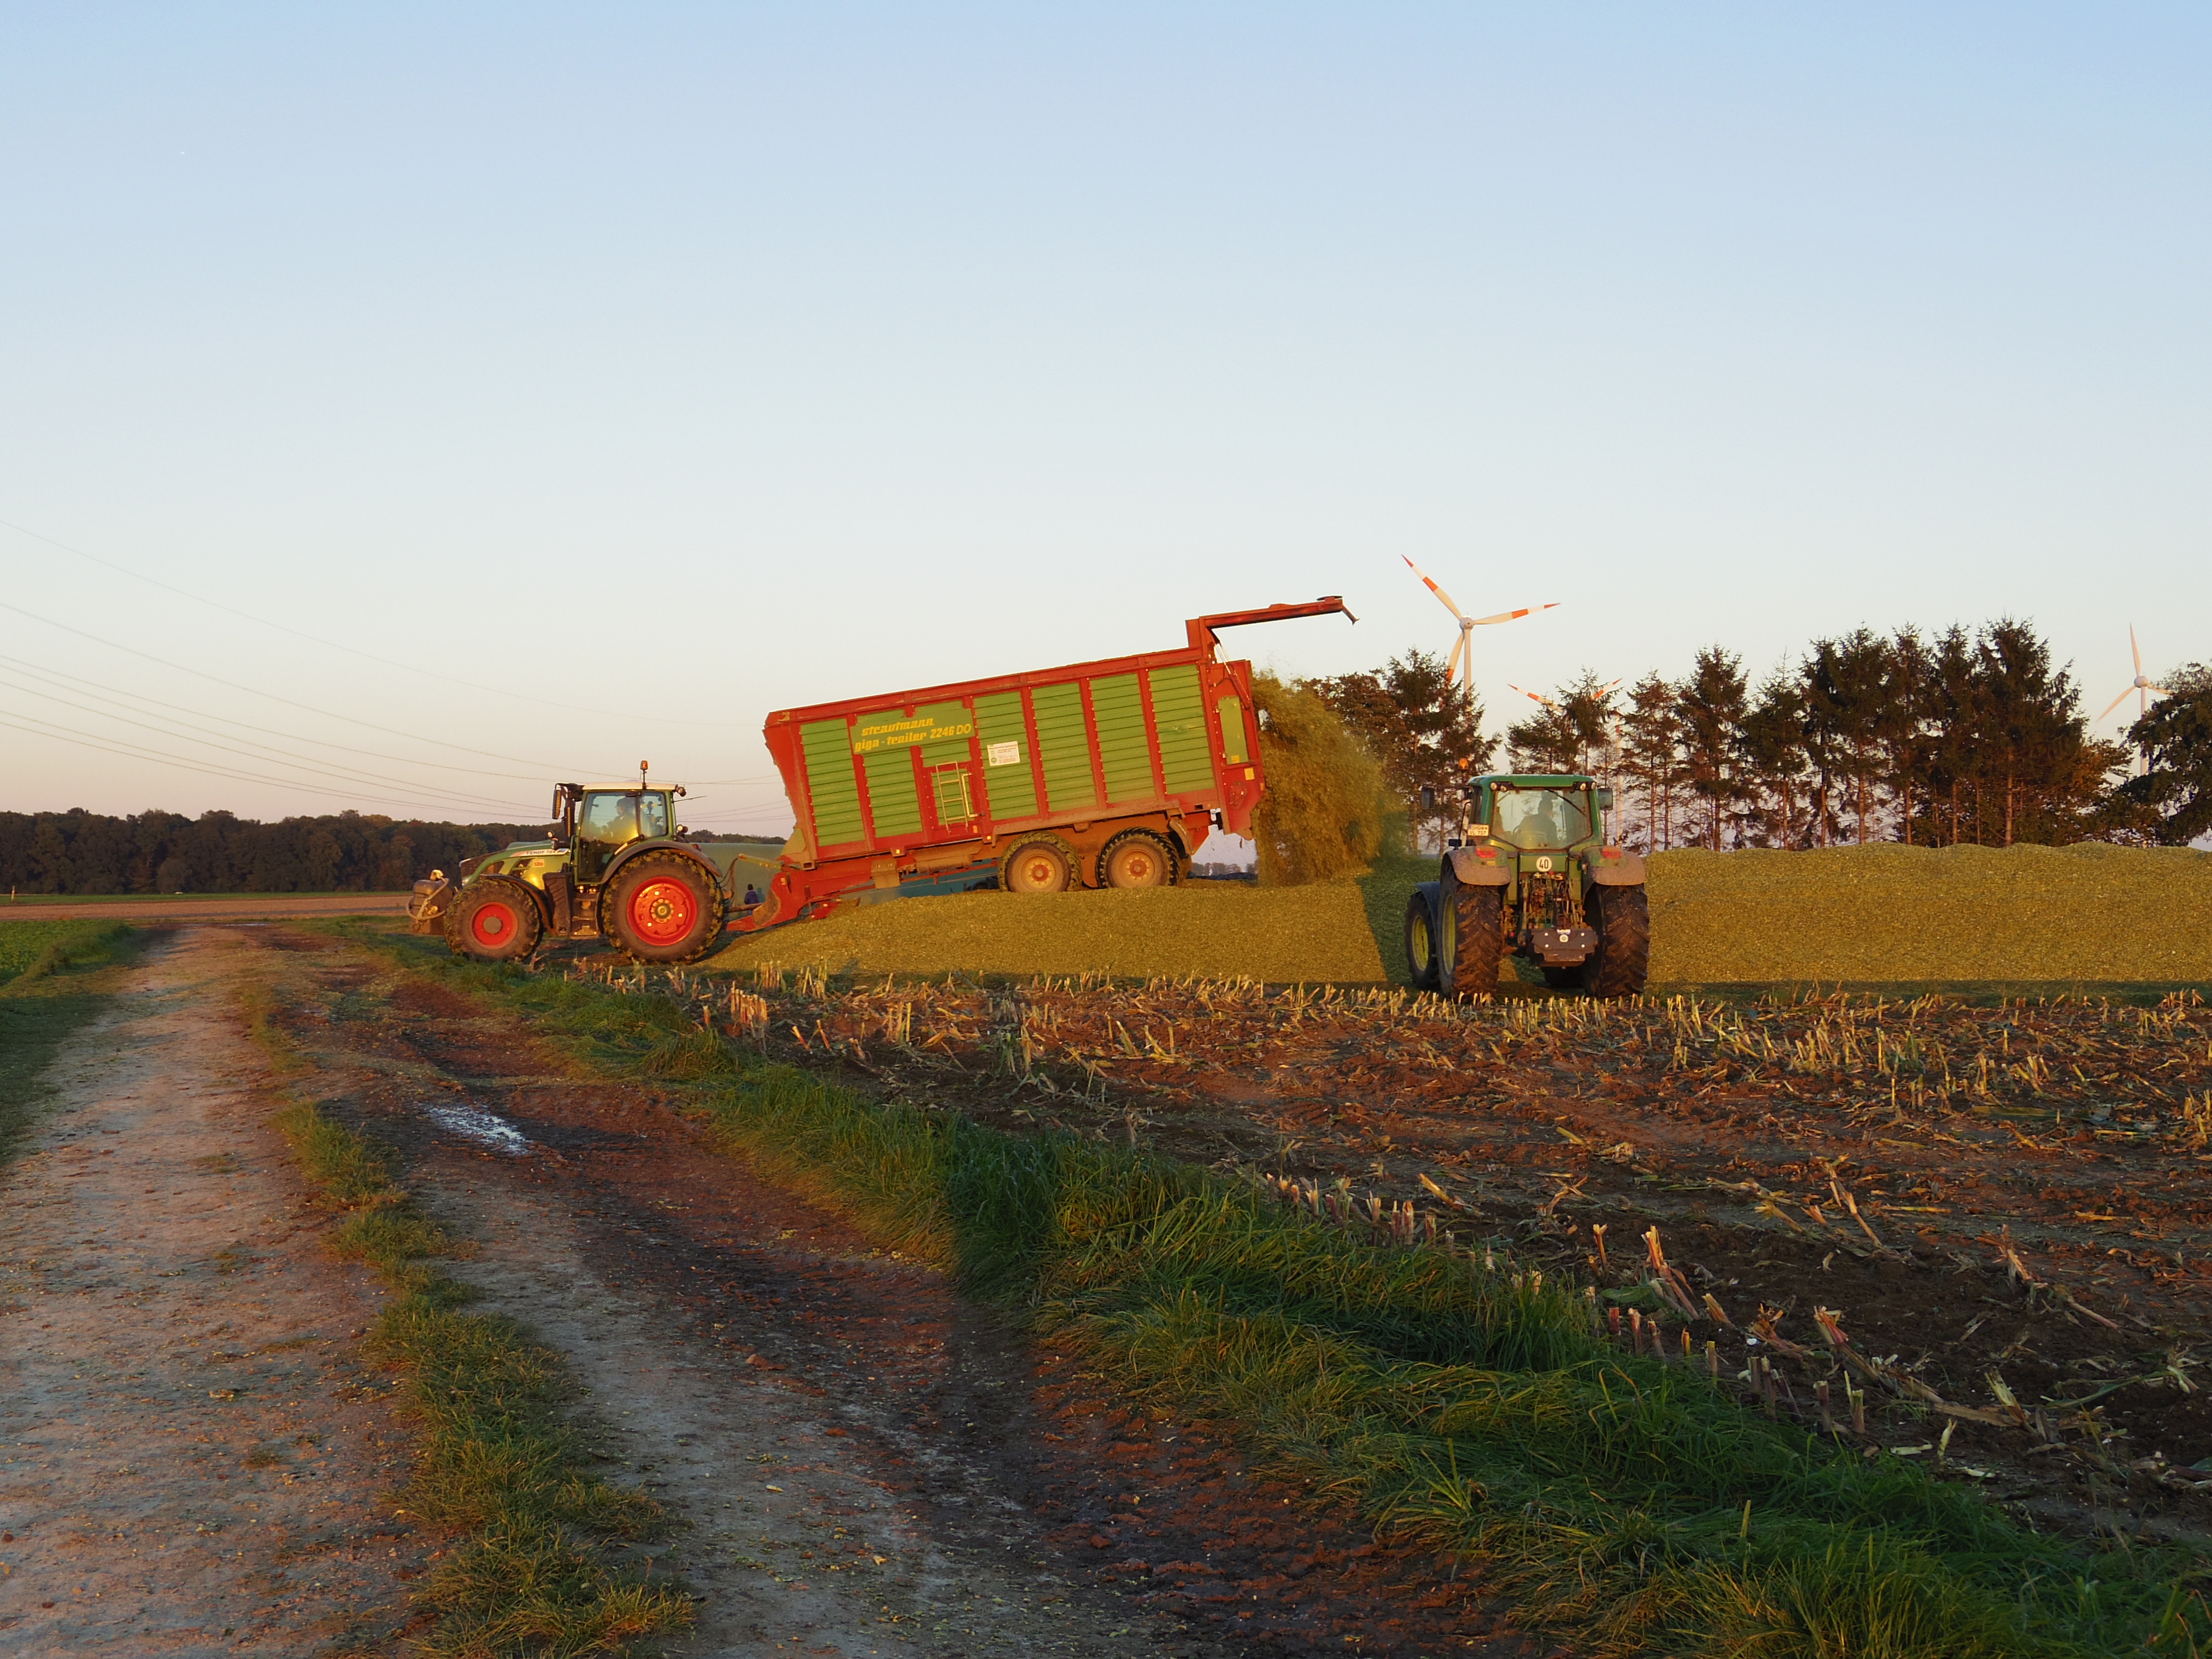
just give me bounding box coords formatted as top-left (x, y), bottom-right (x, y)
top-left (1403, 884), bottom-right (1442, 991)
top-left (444, 877), bottom-right (542, 963)
top-left (602, 851), bottom-right (728, 964)
top-left (1437, 877), bottom-right (1504, 1001)
top-left (1584, 885), bottom-right (1650, 998)
top-left (1000, 837), bottom-right (1074, 895)
top-left (1100, 830), bottom-right (1175, 889)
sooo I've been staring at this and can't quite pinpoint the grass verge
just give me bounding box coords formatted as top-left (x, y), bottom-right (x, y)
top-left (344, 923), bottom-right (2212, 1659)
top-left (0, 921), bottom-right (139, 1168)
top-left (241, 977), bottom-right (692, 1658)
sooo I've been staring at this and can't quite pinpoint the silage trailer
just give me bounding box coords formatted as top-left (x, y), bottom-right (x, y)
top-left (413, 598), bottom-right (1355, 963)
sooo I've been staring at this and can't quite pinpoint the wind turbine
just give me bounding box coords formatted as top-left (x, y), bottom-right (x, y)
top-left (2095, 625), bottom-right (2171, 776)
top-left (1401, 556), bottom-right (1556, 720)
top-left (1505, 678), bottom-right (1625, 779)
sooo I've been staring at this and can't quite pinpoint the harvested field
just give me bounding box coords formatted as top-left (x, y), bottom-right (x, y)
top-left (666, 957), bottom-right (2212, 1554)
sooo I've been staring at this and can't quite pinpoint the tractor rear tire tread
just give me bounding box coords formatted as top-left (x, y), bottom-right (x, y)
top-left (600, 851), bottom-right (728, 965)
top-left (1440, 879), bottom-right (1504, 1001)
top-left (1585, 884), bottom-right (1650, 998)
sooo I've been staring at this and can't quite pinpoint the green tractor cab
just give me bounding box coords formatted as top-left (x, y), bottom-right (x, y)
top-left (408, 780), bottom-right (784, 965)
top-left (1402, 774), bottom-right (1649, 999)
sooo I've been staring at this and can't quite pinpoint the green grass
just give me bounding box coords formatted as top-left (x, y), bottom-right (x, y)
top-left (702, 879), bottom-right (1389, 984)
top-left (0, 921), bottom-right (139, 1167)
top-left (347, 928), bottom-right (2212, 1659)
top-left (252, 989), bottom-right (691, 1657)
top-left (678, 843), bottom-right (2212, 993)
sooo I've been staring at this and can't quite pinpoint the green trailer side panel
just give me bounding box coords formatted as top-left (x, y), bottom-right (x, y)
top-left (914, 700), bottom-right (977, 826)
top-left (1217, 696), bottom-right (1250, 765)
top-left (914, 700), bottom-right (973, 769)
top-left (1091, 672), bottom-right (1153, 803)
top-left (862, 745), bottom-right (924, 839)
top-left (1149, 664), bottom-right (1216, 794)
top-left (973, 691), bottom-right (1036, 819)
top-left (1032, 682), bottom-right (1097, 812)
top-left (800, 718), bottom-right (866, 847)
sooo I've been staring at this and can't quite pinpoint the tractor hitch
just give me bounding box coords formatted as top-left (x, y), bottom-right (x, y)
top-left (1528, 924), bottom-right (1599, 967)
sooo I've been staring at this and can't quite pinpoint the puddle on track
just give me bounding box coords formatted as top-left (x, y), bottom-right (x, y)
top-left (420, 1098), bottom-right (532, 1155)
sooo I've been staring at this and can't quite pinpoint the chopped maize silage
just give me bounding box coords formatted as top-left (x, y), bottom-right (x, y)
top-left (696, 843), bottom-right (2212, 989)
top-left (700, 881), bottom-right (1389, 983)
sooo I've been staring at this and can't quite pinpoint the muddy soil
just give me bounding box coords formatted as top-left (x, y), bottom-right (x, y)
top-left (0, 927), bottom-right (428, 1655)
top-left (255, 930), bottom-right (1536, 1656)
top-left (665, 963), bottom-right (2212, 1546)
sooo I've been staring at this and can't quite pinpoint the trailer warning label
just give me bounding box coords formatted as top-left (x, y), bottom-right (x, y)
top-left (850, 707), bottom-right (974, 754)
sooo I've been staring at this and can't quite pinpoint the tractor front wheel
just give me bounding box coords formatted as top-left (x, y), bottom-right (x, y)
top-left (1437, 878), bottom-right (1504, 1000)
top-left (1584, 884), bottom-right (1650, 998)
top-left (444, 877), bottom-right (543, 963)
top-left (1403, 884), bottom-right (1442, 992)
top-left (602, 852), bottom-right (728, 964)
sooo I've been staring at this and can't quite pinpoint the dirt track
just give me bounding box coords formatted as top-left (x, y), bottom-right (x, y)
top-left (0, 927), bottom-right (426, 1653)
top-left (2, 928), bottom-right (1531, 1656)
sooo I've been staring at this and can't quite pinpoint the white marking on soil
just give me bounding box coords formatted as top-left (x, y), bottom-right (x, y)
top-left (421, 1099), bottom-right (530, 1155)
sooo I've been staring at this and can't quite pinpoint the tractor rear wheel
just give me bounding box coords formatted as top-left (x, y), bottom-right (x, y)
top-left (1437, 878), bottom-right (1504, 1000)
top-left (1001, 837), bottom-right (1075, 894)
top-left (1100, 831), bottom-right (1175, 889)
top-left (444, 877), bottom-right (542, 963)
top-left (1403, 884), bottom-right (1442, 991)
top-left (602, 851), bottom-right (727, 964)
top-left (1584, 884), bottom-right (1650, 998)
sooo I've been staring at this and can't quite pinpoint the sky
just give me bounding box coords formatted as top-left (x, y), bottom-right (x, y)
top-left (3, 6), bottom-right (2206, 836)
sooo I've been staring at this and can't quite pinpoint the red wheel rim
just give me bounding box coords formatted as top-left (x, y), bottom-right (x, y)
top-left (469, 901), bottom-right (517, 947)
top-left (1019, 856), bottom-right (1058, 889)
top-left (629, 878), bottom-right (698, 946)
top-left (1119, 849), bottom-right (1156, 882)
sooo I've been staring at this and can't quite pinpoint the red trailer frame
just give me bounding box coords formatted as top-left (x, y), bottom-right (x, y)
top-left (734, 599), bottom-right (1353, 930)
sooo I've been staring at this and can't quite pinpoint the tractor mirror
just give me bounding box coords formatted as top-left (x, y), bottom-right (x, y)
top-left (1595, 788), bottom-right (1615, 812)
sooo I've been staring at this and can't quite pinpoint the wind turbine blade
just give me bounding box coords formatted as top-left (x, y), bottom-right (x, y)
top-left (1597, 677), bottom-right (1624, 697)
top-left (2131, 624), bottom-right (2143, 677)
top-left (2144, 683), bottom-right (2173, 697)
top-left (1469, 602), bottom-right (1561, 627)
top-left (1506, 682), bottom-right (1556, 708)
top-left (1402, 555), bottom-right (1469, 622)
top-left (2095, 687), bottom-right (2134, 722)
top-left (1444, 634), bottom-right (1465, 686)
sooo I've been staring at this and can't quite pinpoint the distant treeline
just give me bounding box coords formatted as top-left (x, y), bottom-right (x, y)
top-left (1313, 618), bottom-right (2212, 852)
top-left (0, 810), bottom-right (539, 896)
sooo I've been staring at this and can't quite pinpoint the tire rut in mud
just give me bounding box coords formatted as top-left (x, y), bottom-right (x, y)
top-left (268, 931), bottom-right (1531, 1657)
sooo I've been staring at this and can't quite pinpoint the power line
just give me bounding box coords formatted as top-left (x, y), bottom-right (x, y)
top-left (0, 515), bottom-right (752, 729)
top-left (0, 597), bottom-right (621, 774)
top-left (0, 676), bottom-right (532, 815)
top-left (1, 714), bottom-right (541, 818)
top-left (0, 653), bottom-right (560, 790)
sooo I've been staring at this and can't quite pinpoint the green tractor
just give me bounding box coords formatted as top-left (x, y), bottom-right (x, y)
top-left (1402, 774), bottom-right (1649, 999)
top-left (407, 778), bottom-right (785, 966)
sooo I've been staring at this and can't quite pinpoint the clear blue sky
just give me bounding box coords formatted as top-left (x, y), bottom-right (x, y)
top-left (3, 6), bottom-right (2205, 833)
